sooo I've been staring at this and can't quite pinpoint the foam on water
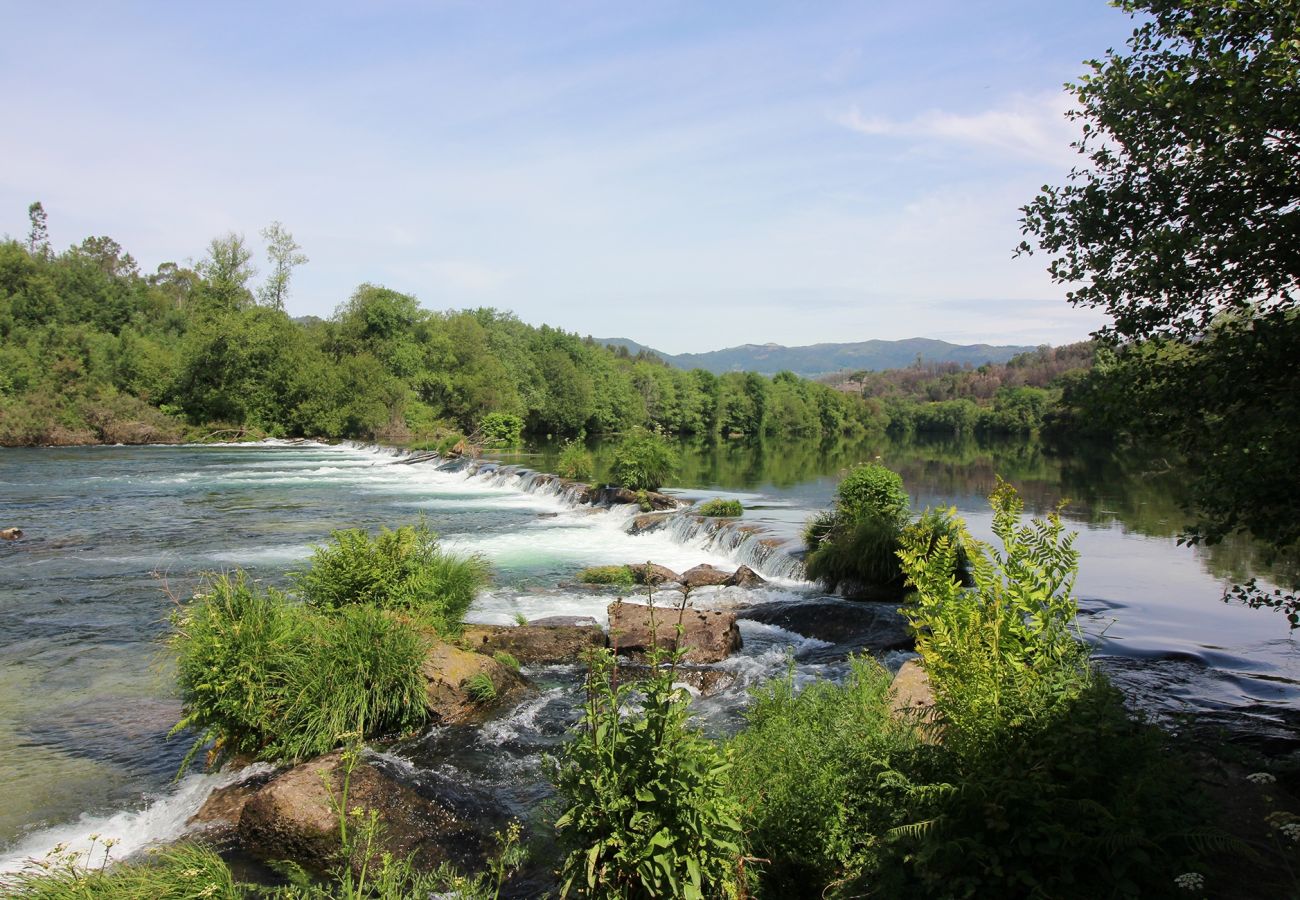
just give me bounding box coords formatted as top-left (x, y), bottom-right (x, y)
top-left (0, 763), bottom-right (275, 875)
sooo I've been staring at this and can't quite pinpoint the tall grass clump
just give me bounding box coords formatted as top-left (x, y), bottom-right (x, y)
top-left (0, 841), bottom-right (241, 900)
top-left (728, 656), bottom-right (921, 898)
top-left (169, 573), bottom-right (427, 770)
top-left (890, 480), bottom-right (1212, 898)
top-left (292, 522), bottom-right (488, 636)
top-left (608, 428), bottom-right (678, 492)
top-left (548, 598), bottom-right (743, 899)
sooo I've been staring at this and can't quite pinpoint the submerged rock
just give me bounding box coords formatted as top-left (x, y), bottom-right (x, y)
top-left (628, 512), bottom-right (674, 535)
top-left (238, 750), bottom-right (478, 872)
top-left (420, 641), bottom-right (530, 724)
top-left (607, 600), bottom-right (742, 664)
top-left (189, 769), bottom-right (278, 831)
top-left (737, 598), bottom-right (913, 653)
top-left (618, 663), bottom-right (739, 696)
top-left (459, 622), bottom-right (606, 664)
top-left (0, 527), bottom-right (22, 540)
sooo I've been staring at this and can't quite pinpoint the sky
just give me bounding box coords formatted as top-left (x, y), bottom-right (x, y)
top-left (0, 1), bottom-right (1140, 354)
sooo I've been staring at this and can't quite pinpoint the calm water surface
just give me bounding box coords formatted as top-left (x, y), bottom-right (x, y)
top-left (0, 437), bottom-right (1295, 868)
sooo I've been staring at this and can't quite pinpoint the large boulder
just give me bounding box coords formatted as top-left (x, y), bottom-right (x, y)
top-left (628, 513), bottom-right (674, 535)
top-left (724, 565), bottom-right (767, 588)
top-left (737, 598), bottom-right (913, 654)
top-left (189, 768), bottom-right (278, 831)
top-left (680, 564), bottom-right (731, 588)
top-left (630, 562), bottom-right (682, 585)
top-left (607, 600), bottom-right (742, 664)
top-left (593, 487), bottom-right (677, 510)
top-left (238, 751), bottom-right (478, 871)
top-left (459, 622), bottom-right (606, 665)
top-left (421, 641), bottom-right (529, 724)
top-left (618, 664), bottom-right (739, 696)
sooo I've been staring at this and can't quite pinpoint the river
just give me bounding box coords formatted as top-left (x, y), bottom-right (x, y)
top-left (0, 436), bottom-right (1296, 872)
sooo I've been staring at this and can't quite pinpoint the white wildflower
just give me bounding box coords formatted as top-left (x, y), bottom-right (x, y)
top-left (1175, 871), bottom-right (1205, 891)
top-left (1245, 771), bottom-right (1276, 784)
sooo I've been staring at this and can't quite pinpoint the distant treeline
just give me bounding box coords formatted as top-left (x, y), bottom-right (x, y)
top-left (0, 223), bottom-right (883, 447)
top-left (820, 343), bottom-right (1097, 437)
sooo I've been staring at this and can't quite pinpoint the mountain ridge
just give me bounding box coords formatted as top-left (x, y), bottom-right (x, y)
top-left (595, 336), bottom-right (1037, 378)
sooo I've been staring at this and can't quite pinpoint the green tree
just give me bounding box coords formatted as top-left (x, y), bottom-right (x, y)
top-left (195, 232), bottom-right (256, 314)
top-left (1019, 0), bottom-right (1300, 561)
top-left (258, 221), bottom-right (308, 311)
top-left (26, 202), bottom-right (49, 258)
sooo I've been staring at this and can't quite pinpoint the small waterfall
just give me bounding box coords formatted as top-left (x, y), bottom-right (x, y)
top-left (333, 441), bottom-right (808, 581)
top-left (662, 514), bottom-right (807, 581)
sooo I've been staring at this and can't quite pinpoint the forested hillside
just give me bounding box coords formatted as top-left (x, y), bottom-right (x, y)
top-left (0, 221), bottom-right (880, 447)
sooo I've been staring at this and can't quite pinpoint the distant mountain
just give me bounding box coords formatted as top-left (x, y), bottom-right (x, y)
top-left (594, 337), bottom-right (1036, 379)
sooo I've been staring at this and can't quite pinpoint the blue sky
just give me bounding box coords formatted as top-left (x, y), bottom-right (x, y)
top-left (1, 1), bottom-right (1138, 353)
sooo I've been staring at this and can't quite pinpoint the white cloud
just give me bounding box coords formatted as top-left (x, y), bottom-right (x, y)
top-left (837, 92), bottom-right (1082, 168)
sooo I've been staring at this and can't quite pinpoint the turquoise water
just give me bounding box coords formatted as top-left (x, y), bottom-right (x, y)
top-left (0, 438), bottom-right (1295, 869)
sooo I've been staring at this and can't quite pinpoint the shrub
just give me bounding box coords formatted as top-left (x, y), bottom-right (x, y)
top-left (728, 656), bottom-right (920, 898)
top-left (697, 498), bottom-right (743, 518)
top-left (576, 565), bottom-right (636, 587)
top-left (609, 428), bottom-right (678, 491)
top-left (292, 522), bottom-right (488, 636)
top-left (804, 512), bottom-right (906, 597)
top-left (169, 573), bottom-right (428, 769)
top-left (890, 480), bottom-right (1211, 898)
top-left (478, 411), bottom-right (524, 448)
top-left (548, 645), bottom-right (744, 899)
top-left (556, 437), bottom-right (595, 481)
top-left (834, 463), bottom-right (909, 529)
top-left (466, 672), bottom-right (498, 704)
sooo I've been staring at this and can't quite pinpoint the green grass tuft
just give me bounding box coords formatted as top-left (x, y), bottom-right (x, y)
top-left (466, 672), bottom-right (498, 703)
top-left (492, 651), bottom-right (522, 673)
top-left (697, 498), bottom-right (743, 517)
top-left (576, 565), bottom-right (636, 586)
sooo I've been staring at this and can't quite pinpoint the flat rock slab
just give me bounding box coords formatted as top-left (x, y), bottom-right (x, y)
top-left (681, 564), bottom-right (731, 588)
top-left (459, 623), bottom-right (606, 664)
top-left (737, 598), bottom-right (913, 654)
top-left (608, 600), bottom-right (742, 664)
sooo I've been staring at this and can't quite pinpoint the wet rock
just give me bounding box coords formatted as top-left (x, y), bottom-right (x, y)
top-left (737, 598), bottom-right (913, 653)
top-left (459, 622), bottom-right (606, 665)
top-left (619, 664), bottom-right (739, 696)
top-left (0, 527), bottom-right (22, 540)
top-left (724, 565), bottom-right (767, 589)
top-left (420, 641), bottom-right (530, 724)
top-left (607, 600), bottom-right (742, 664)
top-left (593, 487), bottom-right (677, 510)
top-left (529, 615), bottom-right (599, 627)
top-left (628, 513), bottom-right (674, 535)
top-left (238, 751), bottom-right (477, 871)
top-left (681, 564), bottom-right (731, 588)
top-left (630, 562), bottom-right (682, 585)
top-left (189, 769), bottom-right (278, 830)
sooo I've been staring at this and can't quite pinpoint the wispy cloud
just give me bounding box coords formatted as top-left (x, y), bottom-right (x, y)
top-left (837, 92), bottom-right (1081, 168)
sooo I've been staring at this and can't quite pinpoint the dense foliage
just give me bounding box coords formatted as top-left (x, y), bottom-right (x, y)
top-left (0, 224), bottom-right (877, 446)
top-left (292, 522), bottom-right (488, 636)
top-left (1018, 0), bottom-right (1300, 584)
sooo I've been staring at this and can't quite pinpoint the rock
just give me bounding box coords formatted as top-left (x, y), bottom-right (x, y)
top-left (459, 622), bottom-right (606, 665)
top-left (680, 564), bottom-right (731, 588)
top-left (528, 615), bottom-right (599, 627)
top-left (0, 528), bottom-right (22, 540)
top-left (420, 641), bottom-right (530, 724)
top-left (737, 598), bottom-right (913, 653)
top-left (607, 600), bottom-right (742, 664)
top-left (238, 751), bottom-right (478, 871)
top-left (618, 664), bottom-right (739, 696)
top-left (724, 565), bottom-right (767, 588)
top-left (628, 513), bottom-right (674, 535)
top-left (890, 659), bottom-right (935, 718)
top-left (630, 562), bottom-right (683, 585)
top-left (593, 487), bottom-right (677, 510)
top-left (189, 770), bottom-right (277, 830)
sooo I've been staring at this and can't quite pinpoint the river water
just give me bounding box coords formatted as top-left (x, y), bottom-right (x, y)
top-left (0, 437), bottom-right (1296, 872)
